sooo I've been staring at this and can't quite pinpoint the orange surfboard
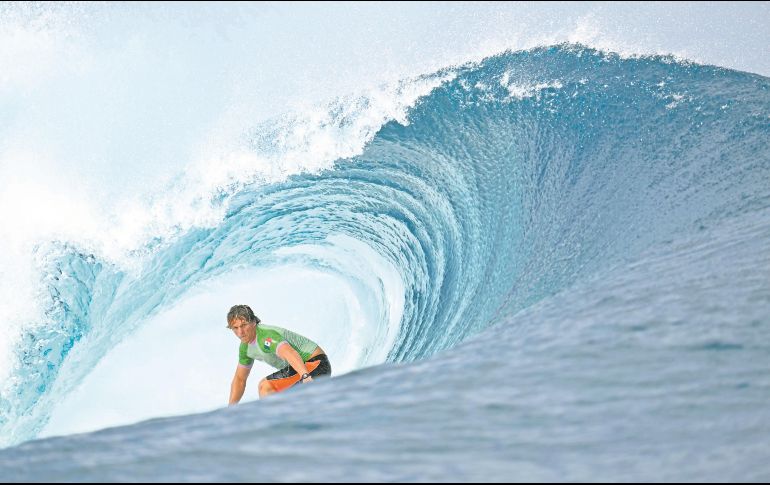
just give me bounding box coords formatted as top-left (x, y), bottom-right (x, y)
top-left (268, 359), bottom-right (321, 392)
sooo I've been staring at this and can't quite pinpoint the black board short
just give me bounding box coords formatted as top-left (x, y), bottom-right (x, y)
top-left (265, 354), bottom-right (332, 381)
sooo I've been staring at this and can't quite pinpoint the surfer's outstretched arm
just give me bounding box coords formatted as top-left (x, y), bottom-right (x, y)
top-left (229, 364), bottom-right (251, 405)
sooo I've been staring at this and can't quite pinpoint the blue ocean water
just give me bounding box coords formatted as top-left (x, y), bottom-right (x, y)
top-left (0, 45), bottom-right (769, 481)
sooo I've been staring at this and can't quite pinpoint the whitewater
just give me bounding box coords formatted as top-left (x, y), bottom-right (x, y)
top-left (0, 3), bottom-right (769, 482)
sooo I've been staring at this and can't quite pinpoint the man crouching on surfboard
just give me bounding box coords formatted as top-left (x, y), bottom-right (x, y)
top-left (226, 304), bottom-right (331, 404)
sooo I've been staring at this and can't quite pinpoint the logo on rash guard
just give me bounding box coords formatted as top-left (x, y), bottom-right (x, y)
top-left (263, 337), bottom-right (274, 350)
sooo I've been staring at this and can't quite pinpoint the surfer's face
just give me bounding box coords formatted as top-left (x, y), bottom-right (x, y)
top-left (229, 318), bottom-right (256, 343)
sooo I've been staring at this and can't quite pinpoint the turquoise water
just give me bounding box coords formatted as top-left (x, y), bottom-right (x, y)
top-left (0, 45), bottom-right (769, 480)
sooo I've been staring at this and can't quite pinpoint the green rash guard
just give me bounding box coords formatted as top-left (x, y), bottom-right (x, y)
top-left (238, 324), bottom-right (320, 370)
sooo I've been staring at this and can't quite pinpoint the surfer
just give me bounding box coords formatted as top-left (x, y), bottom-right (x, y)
top-left (226, 304), bottom-right (331, 404)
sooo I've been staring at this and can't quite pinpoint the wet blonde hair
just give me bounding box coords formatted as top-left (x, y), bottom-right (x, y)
top-left (226, 304), bottom-right (261, 328)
